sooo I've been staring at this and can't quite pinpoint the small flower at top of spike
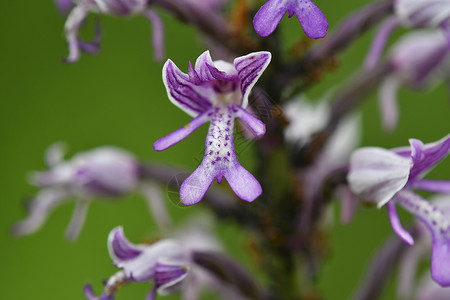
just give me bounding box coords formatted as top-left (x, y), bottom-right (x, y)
top-left (253, 0), bottom-right (328, 39)
top-left (154, 50), bottom-right (271, 205)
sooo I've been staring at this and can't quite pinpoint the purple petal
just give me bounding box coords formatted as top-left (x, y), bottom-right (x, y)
top-left (378, 76), bottom-right (400, 132)
top-left (63, 5), bottom-right (89, 63)
top-left (65, 200), bottom-right (90, 241)
top-left (386, 202), bottom-right (414, 245)
top-left (224, 164), bottom-right (262, 202)
top-left (143, 8), bottom-right (165, 62)
top-left (11, 188), bottom-right (69, 237)
top-left (96, 0), bottom-right (148, 15)
top-left (180, 165), bottom-right (215, 206)
top-left (233, 51), bottom-right (271, 108)
top-left (294, 0), bottom-right (328, 39)
top-left (154, 261), bottom-right (189, 294)
top-left (347, 147), bottom-right (411, 207)
top-left (413, 179), bottom-right (450, 194)
top-left (408, 135), bottom-right (450, 181)
top-left (79, 19), bottom-right (102, 54)
top-left (162, 59), bottom-right (213, 117)
top-left (235, 106), bottom-right (266, 137)
top-left (194, 51), bottom-right (235, 82)
top-left (364, 17), bottom-right (399, 70)
top-left (395, 190), bottom-right (450, 287)
top-left (108, 226), bottom-right (142, 262)
top-left (153, 111), bottom-right (211, 151)
top-left (253, 0), bottom-right (287, 37)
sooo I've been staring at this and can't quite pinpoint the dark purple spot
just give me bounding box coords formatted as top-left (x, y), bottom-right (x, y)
top-left (215, 157), bottom-right (221, 161)
top-left (223, 157), bottom-right (229, 162)
top-left (227, 151), bottom-right (230, 156)
top-left (225, 135), bottom-right (230, 141)
top-left (208, 150), bottom-right (213, 155)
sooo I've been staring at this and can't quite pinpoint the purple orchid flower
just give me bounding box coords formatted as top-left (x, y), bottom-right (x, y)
top-left (347, 134), bottom-right (450, 286)
top-left (61, 0), bottom-right (164, 63)
top-left (378, 30), bottom-right (450, 131)
top-left (84, 226), bottom-right (190, 300)
top-left (253, 0), bottom-right (328, 38)
top-left (365, 0), bottom-right (450, 70)
top-left (11, 143), bottom-right (169, 241)
top-left (153, 51), bottom-right (271, 206)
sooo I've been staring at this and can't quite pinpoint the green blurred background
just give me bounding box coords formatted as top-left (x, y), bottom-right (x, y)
top-left (1, 0), bottom-right (449, 299)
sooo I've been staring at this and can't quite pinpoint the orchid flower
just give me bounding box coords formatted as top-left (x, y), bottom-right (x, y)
top-left (84, 227), bottom-right (190, 300)
top-left (60, 0), bottom-right (164, 63)
top-left (12, 143), bottom-right (168, 240)
top-left (154, 51), bottom-right (271, 205)
top-left (378, 30), bottom-right (450, 131)
top-left (253, 0), bottom-right (328, 38)
top-left (347, 134), bottom-right (450, 286)
top-left (365, 0), bottom-right (450, 69)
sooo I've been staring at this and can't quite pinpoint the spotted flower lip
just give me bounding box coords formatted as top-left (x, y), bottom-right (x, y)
top-left (84, 226), bottom-right (190, 300)
top-left (253, 0), bottom-right (328, 38)
top-left (154, 50), bottom-right (271, 206)
top-left (61, 0), bottom-right (164, 63)
top-left (348, 134), bottom-right (450, 286)
top-left (11, 143), bottom-right (140, 241)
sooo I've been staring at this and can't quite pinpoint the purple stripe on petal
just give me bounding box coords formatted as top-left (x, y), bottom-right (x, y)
top-left (253, 0), bottom-right (287, 37)
top-left (234, 51), bottom-right (271, 108)
top-left (63, 5), bottom-right (89, 63)
top-left (294, 0), bottom-right (328, 39)
top-left (163, 60), bottom-right (213, 117)
top-left (108, 227), bottom-right (142, 262)
top-left (386, 202), bottom-right (414, 245)
top-left (194, 51), bottom-right (229, 82)
top-left (153, 111), bottom-right (211, 151)
top-left (154, 261), bottom-right (189, 294)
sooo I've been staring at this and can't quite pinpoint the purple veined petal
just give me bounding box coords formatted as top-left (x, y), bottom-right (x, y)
top-left (153, 111), bottom-right (212, 151)
top-left (386, 201), bottom-right (414, 245)
top-left (11, 188), bottom-right (70, 237)
top-left (440, 20), bottom-right (450, 48)
top-left (378, 76), bottom-right (400, 132)
top-left (253, 0), bottom-right (287, 37)
top-left (194, 51), bottom-right (233, 82)
top-left (45, 142), bottom-right (67, 168)
top-left (55, 0), bottom-right (74, 16)
top-left (65, 199), bottom-right (90, 241)
top-left (408, 134), bottom-right (450, 181)
top-left (347, 147), bottom-right (412, 207)
top-left (364, 17), bottom-right (399, 70)
top-left (63, 4), bottom-right (89, 63)
top-left (413, 179), bottom-right (450, 194)
top-left (162, 59), bottom-right (213, 117)
top-left (142, 8), bottom-right (165, 62)
top-left (294, 0), bottom-right (328, 39)
top-left (235, 106), bottom-right (266, 137)
top-left (233, 51), bottom-right (272, 108)
top-left (108, 226), bottom-right (143, 263)
top-left (395, 0), bottom-right (450, 28)
top-left (394, 190), bottom-right (450, 287)
top-left (95, 0), bottom-right (148, 15)
top-left (79, 18), bottom-right (102, 54)
top-left (224, 163), bottom-right (262, 202)
top-left (180, 165), bottom-right (216, 206)
top-left (154, 260), bottom-right (189, 294)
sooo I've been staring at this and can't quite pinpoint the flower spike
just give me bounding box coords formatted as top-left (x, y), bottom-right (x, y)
top-left (253, 0), bottom-right (328, 39)
top-left (155, 51), bottom-right (271, 205)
